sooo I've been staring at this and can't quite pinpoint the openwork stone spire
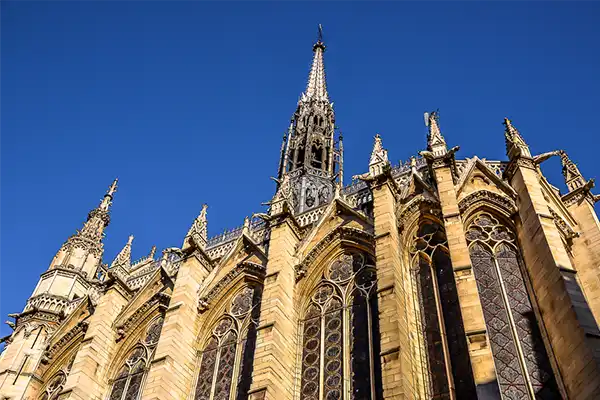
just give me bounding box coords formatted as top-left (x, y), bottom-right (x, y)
top-left (111, 235), bottom-right (133, 269)
top-left (560, 151), bottom-right (587, 192)
top-left (302, 33), bottom-right (329, 103)
top-left (425, 110), bottom-right (447, 156)
top-left (185, 204), bottom-right (208, 250)
top-left (277, 26), bottom-right (340, 215)
top-left (503, 118), bottom-right (531, 159)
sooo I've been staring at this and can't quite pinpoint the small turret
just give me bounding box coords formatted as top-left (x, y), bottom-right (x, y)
top-left (111, 235), bottom-right (134, 269)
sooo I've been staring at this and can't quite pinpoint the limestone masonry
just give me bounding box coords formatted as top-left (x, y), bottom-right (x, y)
top-left (2, 30), bottom-right (600, 400)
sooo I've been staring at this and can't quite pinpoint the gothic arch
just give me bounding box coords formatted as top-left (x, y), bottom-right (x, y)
top-left (465, 212), bottom-right (561, 399)
top-left (106, 315), bottom-right (165, 400)
top-left (192, 284), bottom-right (262, 400)
top-left (405, 216), bottom-right (477, 399)
top-left (37, 347), bottom-right (78, 400)
top-left (297, 249), bottom-right (381, 400)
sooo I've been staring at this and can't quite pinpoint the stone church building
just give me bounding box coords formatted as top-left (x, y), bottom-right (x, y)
top-left (3, 31), bottom-right (600, 400)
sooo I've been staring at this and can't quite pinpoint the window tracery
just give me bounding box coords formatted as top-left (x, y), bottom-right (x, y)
top-left (108, 316), bottom-right (164, 400)
top-left (466, 213), bottom-right (560, 399)
top-left (299, 251), bottom-right (379, 400)
top-left (410, 220), bottom-right (477, 399)
top-left (194, 285), bottom-right (261, 400)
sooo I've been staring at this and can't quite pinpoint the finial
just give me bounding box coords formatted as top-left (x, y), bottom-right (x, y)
top-left (318, 24), bottom-right (324, 43)
top-left (503, 117), bottom-right (531, 159)
top-left (149, 245), bottom-right (157, 259)
top-left (127, 235), bottom-right (134, 245)
top-left (107, 178), bottom-right (118, 198)
top-left (369, 133), bottom-right (389, 177)
top-left (244, 216), bottom-right (250, 229)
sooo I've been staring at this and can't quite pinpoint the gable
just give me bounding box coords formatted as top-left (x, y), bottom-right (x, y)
top-left (456, 157), bottom-right (516, 201)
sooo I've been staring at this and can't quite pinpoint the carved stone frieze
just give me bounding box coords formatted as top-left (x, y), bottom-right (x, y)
top-left (197, 262), bottom-right (266, 313)
top-left (295, 227), bottom-right (374, 282)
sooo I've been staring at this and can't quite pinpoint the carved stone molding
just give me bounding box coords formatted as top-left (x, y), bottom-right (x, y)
top-left (197, 261), bottom-right (266, 313)
top-left (42, 321), bottom-right (89, 364)
top-left (458, 190), bottom-right (517, 218)
top-left (115, 292), bottom-right (170, 342)
top-left (295, 227), bottom-right (374, 282)
top-left (396, 195), bottom-right (441, 230)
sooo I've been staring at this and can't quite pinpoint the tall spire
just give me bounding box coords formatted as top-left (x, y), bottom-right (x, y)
top-left (302, 24), bottom-right (329, 103)
top-left (49, 178), bottom-right (118, 278)
top-left (279, 26), bottom-right (338, 215)
top-left (503, 118), bottom-right (531, 159)
top-left (425, 110), bottom-right (447, 156)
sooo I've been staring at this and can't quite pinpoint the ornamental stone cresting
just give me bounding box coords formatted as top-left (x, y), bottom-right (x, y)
top-left (3, 29), bottom-right (600, 400)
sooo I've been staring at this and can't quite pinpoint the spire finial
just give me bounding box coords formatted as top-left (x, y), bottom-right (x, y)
top-left (369, 134), bottom-right (389, 177)
top-left (425, 110), bottom-right (447, 156)
top-left (184, 204), bottom-right (208, 250)
top-left (99, 178), bottom-right (118, 211)
top-left (111, 234), bottom-right (133, 269)
top-left (503, 117), bottom-right (531, 159)
top-left (302, 26), bottom-right (328, 102)
top-left (560, 150), bottom-right (587, 192)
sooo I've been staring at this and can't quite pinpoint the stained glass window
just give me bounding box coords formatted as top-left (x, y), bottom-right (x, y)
top-left (108, 316), bottom-right (164, 400)
top-left (466, 213), bottom-right (561, 399)
top-left (194, 285), bottom-right (261, 400)
top-left (39, 372), bottom-right (66, 400)
top-left (300, 252), bottom-right (378, 400)
top-left (410, 221), bottom-right (477, 399)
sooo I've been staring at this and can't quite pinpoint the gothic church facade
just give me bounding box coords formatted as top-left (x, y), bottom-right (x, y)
top-left (2, 32), bottom-right (600, 400)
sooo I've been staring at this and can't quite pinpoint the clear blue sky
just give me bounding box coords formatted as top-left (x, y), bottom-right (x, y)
top-left (2, 1), bottom-right (600, 339)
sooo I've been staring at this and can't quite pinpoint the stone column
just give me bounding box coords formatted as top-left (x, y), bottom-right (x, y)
top-left (247, 215), bottom-right (300, 400)
top-left (431, 162), bottom-right (499, 399)
top-left (508, 158), bottom-right (600, 398)
top-left (60, 280), bottom-right (130, 400)
top-left (141, 254), bottom-right (211, 400)
top-left (371, 177), bottom-right (415, 399)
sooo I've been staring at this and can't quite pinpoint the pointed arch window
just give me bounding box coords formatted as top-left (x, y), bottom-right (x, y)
top-left (466, 213), bottom-right (560, 399)
top-left (410, 220), bottom-right (477, 399)
top-left (299, 251), bottom-right (379, 400)
top-left (194, 285), bottom-right (261, 400)
top-left (108, 316), bottom-right (164, 400)
top-left (39, 354), bottom-right (76, 400)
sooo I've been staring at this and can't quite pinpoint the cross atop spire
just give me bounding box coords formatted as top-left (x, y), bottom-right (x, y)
top-left (302, 25), bottom-right (329, 103)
